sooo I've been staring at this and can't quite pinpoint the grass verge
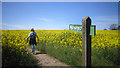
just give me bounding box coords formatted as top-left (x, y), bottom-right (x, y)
top-left (36, 42), bottom-right (120, 67)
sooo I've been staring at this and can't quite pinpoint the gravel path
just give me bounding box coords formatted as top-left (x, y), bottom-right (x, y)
top-left (27, 46), bottom-right (70, 67)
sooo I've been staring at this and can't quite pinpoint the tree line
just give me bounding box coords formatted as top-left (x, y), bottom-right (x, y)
top-left (104, 24), bottom-right (120, 30)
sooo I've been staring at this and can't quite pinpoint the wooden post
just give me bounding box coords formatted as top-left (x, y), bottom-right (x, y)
top-left (82, 17), bottom-right (91, 68)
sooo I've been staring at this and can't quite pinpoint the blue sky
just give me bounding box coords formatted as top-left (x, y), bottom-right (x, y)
top-left (2, 2), bottom-right (118, 30)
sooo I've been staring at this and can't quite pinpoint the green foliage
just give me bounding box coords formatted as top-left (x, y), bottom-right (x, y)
top-left (2, 45), bottom-right (39, 67)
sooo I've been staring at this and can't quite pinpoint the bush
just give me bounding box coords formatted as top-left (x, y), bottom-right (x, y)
top-left (2, 45), bottom-right (39, 67)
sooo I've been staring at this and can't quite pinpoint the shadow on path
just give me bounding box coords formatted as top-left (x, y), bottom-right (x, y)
top-left (36, 52), bottom-right (47, 55)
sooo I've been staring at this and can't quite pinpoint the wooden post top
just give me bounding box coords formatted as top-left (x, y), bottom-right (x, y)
top-left (83, 17), bottom-right (90, 19)
top-left (82, 17), bottom-right (91, 22)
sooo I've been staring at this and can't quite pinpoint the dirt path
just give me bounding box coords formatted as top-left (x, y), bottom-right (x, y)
top-left (27, 46), bottom-right (70, 67)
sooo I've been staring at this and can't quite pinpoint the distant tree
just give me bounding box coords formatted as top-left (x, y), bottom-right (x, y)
top-left (104, 29), bottom-right (107, 30)
top-left (109, 24), bottom-right (117, 30)
top-left (118, 25), bottom-right (120, 30)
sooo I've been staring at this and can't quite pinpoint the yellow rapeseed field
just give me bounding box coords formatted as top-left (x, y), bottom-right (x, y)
top-left (2, 30), bottom-right (120, 53)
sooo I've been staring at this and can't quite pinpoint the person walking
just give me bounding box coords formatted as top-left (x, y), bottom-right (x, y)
top-left (26, 28), bottom-right (39, 55)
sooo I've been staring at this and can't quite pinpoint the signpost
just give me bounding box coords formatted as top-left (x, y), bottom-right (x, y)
top-left (69, 17), bottom-right (96, 68)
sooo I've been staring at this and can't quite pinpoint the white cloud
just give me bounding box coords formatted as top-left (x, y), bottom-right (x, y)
top-left (3, 24), bottom-right (24, 28)
top-left (92, 16), bottom-right (118, 24)
top-left (92, 16), bottom-right (117, 21)
top-left (2, 23), bottom-right (30, 30)
top-left (91, 16), bottom-right (118, 30)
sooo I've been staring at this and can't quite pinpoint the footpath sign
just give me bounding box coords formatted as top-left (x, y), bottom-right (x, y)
top-left (69, 17), bottom-right (96, 68)
top-left (69, 25), bottom-right (96, 36)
